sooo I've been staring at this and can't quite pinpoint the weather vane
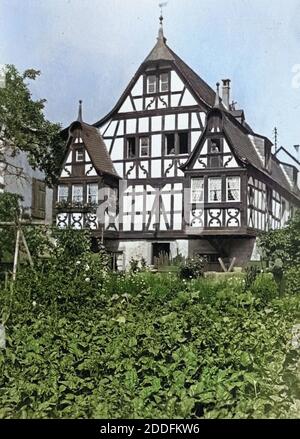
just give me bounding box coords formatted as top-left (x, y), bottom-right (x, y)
top-left (159, 2), bottom-right (168, 20)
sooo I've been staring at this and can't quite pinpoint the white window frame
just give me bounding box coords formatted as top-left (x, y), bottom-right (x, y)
top-left (72, 185), bottom-right (83, 203)
top-left (87, 183), bottom-right (98, 204)
top-left (191, 178), bottom-right (204, 203)
top-left (140, 137), bottom-right (150, 157)
top-left (147, 75), bottom-right (157, 94)
top-left (76, 149), bottom-right (84, 162)
top-left (208, 177), bottom-right (222, 203)
top-left (160, 73), bottom-right (169, 92)
top-left (226, 176), bottom-right (241, 202)
top-left (58, 185), bottom-right (68, 202)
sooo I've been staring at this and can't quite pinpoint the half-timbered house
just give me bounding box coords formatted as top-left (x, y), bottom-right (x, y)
top-left (55, 17), bottom-right (300, 270)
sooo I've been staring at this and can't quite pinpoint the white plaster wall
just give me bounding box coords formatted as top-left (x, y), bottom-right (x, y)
top-left (118, 240), bottom-right (152, 269)
top-left (119, 97), bottom-right (133, 113)
top-left (170, 240), bottom-right (189, 259)
top-left (171, 71), bottom-right (184, 92)
top-left (250, 240), bottom-right (261, 262)
top-left (132, 76), bottom-right (143, 96)
top-left (117, 239), bottom-right (189, 269)
top-left (3, 150), bottom-right (53, 224)
top-left (111, 138), bottom-right (123, 161)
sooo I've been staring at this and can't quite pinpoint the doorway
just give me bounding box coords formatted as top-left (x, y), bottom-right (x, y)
top-left (152, 242), bottom-right (170, 266)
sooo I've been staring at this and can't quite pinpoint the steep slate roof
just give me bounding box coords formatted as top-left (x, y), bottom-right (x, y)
top-left (274, 146), bottom-right (300, 167)
top-left (167, 47), bottom-right (216, 107)
top-left (223, 115), bottom-right (262, 169)
top-left (224, 115), bottom-right (300, 197)
top-left (94, 31), bottom-right (216, 127)
top-left (67, 120), bottom-right (120, 179)
top-left (182, 108), bottom-right (300, 200)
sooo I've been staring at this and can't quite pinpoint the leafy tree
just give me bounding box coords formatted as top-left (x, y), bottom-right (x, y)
top-left (258, 211), bottom-right (300, 269)
top-left (0, 192), bottom-right (52, 264)
top-left (0, 192), bottom-right (21, 262)
top-left (0, 64), bottom-right (65, 185)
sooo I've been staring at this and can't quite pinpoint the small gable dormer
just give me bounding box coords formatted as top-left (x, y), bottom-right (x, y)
top-left (60, 101), bottom-right (120, 182)
top-left (181, 84), bottom-right (240, 172)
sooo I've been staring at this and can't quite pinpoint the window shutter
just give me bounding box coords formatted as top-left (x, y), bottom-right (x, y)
top-left (32, 178), bottom-right (46, 219)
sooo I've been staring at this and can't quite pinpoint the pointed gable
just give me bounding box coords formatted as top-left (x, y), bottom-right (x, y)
top-left (94, 24), bottom-right (216, 127)
top-left (60, 103), bottom-right (120, 180)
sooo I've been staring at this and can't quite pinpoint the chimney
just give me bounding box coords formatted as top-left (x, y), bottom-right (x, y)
top-left (222, 79), bottom-right (231, 109)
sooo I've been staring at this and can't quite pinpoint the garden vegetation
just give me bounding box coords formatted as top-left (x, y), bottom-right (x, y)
top-left (0, 195), bottom-right (300, 419)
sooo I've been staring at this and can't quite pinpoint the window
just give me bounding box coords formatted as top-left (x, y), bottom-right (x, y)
top-left (164, 132), bottom-right (189, 155)
top-left (72, 185), bottom-right (83, 203)
top-left (74, 136), bottom-right (83, 144)
top-left (140, 137), bottom-right (150, 157)
top-left (210, 139), bottom-right (221, 153)
top-left (32, 178), bottom-right (46, 219)
top-left (178, 132), bottom-right (189, 154)
top-left (160, 73), bottom-right (169, 92)
top-left (226, 177), bottom-right (240, 202)
top-left (76, 149), bottom-right (84, 162)
top-left (58, 185), bottom-right (68, 202)
top-left (126, 137), bottom-right (136, 158)
top-left (208, 177), bottom-right (222, 202)
top-left (209, 139), bottom-right (222, 167)
top-left (87, 184), bottom-right (98, 204)
top-left (165, 134), bottom-right (175, 155)
top-left (191, 178), bottom-right (204, 203)
top-left (147, 75), bottom-right (156, 94)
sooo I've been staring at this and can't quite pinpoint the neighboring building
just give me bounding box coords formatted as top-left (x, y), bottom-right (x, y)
top-left (55, 17), bottom-right (300, 270)
top-left (0, 144), bottom-right (53, 223)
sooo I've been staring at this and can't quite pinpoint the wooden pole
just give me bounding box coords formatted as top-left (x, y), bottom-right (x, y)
top-left (0, 220), bottom-right (45, 226)
top-left (228, 257), bottom-right (237, 273)
top-left (218, 257), bottom-right (227, 273)
top-left (12, 226), bottom-right (21, 281)
top-left (20, 230), bottom-right (34, 267)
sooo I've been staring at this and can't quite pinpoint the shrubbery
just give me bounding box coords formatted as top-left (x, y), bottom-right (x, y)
top-left (250, 273), bottom-right (278, 304)
top-left (178, 255), bottom-right (206, 280)
top-left (1, 270), bottom-right (299, 419)
top-left (285, 267), bottom-right (300, 295)
top-left (258, 212), bottom-right (300, 269)
top-left (0, 197), bottom-right (299, 419)
top-left (1, 226), bottom-right (299, 419)
top-left (11, 228), bottom-right (110, 314)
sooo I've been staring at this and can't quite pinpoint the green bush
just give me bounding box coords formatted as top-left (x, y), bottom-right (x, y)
top-left (244, 265), bottom-right (261, 291)
top-left (0, 225), bottom-right (300, 419)
top-left (250, 273), bottom-right (278, 303)
top-left (285, 267), bottom-right (300, 295)
top-left (9, 228), bottom-right (110, 314)
top-left (258, 211), bottom-right (300, 269)
top-left (178, 255), bottom-right (206, 280)
top-left (0, 273), bottom-right (298, 419)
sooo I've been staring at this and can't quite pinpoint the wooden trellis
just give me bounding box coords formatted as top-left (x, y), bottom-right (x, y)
top-left (0, 214), bottom-right (44, 281)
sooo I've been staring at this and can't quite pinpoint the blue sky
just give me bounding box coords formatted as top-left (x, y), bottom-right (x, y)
top-left (1, 0), bottom-right (300, 155)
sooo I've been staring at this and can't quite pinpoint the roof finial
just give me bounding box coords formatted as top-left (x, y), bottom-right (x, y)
top-left (77, 99), bottom-right (83, 122)
top-left (214, 82), bottom-right (220, 107)
top-left (158, 2), bottom-right (168, 42)
top-left (273, 127), bottom-right (278, 151)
